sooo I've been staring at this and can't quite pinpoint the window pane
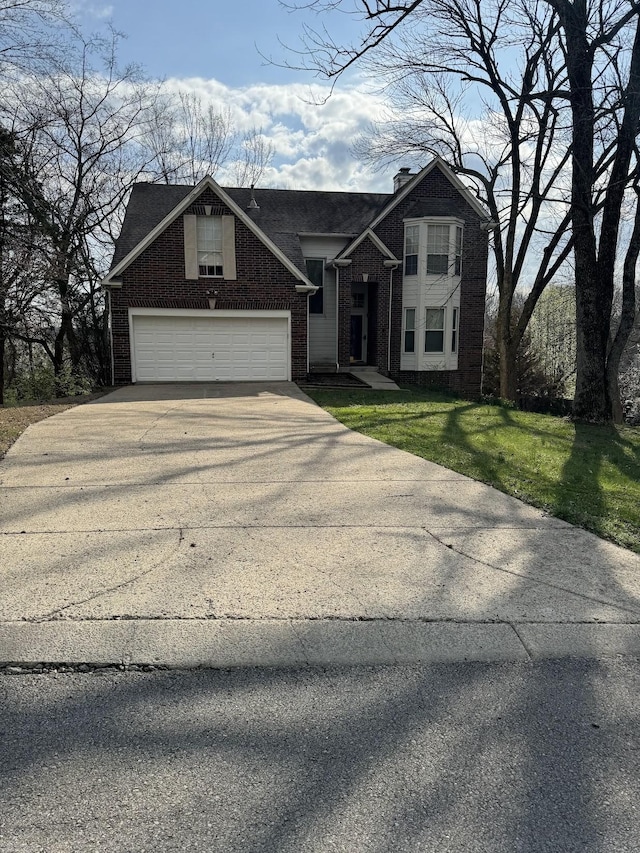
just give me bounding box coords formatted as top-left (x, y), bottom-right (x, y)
top-left (425, 331), bottom-right (444, 352)
top-left (405, 225), bottom-right (419, 254)
top-left (425, 307), bottom-right (444, 352)
top-left (426, 254), bottom-right (449, 275)
top-left (305, 258), bottom-right (324, 288)
top-left (405, 254), bottom-right (418, 275)
top-left (197, 217), bottom-right (223, 276)
top-left (427, 224), bottom-right (449, 254)
top-left (404, 308), bottom-right (416, 353)
top-left (309, 288), bottom-right (324, 313)
top-left (404, 330), bottom-right (415, 353)
top-left (306, 259), bottom-right (324, 314)
top-left (427, 224), bottom-right (451, 276)
top-left (405, 225), bottom-right (419, 276)
top-left (455, 226), bottom-right (463, 276)
top-left (451, 307), bottom-right (458, 353)
top-left (405, 308), bottom-right (415, 330)
top-left (425, 308), bottom-right (444, 330)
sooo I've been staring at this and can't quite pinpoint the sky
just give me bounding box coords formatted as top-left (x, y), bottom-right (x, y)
top-left (73, 0), bottom-right (400, 192)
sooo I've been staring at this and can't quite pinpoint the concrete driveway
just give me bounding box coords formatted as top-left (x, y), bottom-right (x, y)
top-left (1, 382), bottom-right (640, 666)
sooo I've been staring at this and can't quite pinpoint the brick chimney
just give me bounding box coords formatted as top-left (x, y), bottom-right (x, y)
top-left (393, 167), bottom-right (414, 193)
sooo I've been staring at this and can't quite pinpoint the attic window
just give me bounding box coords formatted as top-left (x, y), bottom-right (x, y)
top-left (197, 216), bottom-right (223, 277)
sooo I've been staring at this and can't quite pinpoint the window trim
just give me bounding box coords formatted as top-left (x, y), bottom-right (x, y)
top-left (185, 213), bottom-right (236, 281)
top-left (305, 257), bottom-right (325, 315)
top-left (404, 223), bottom-right (419, 276)
top-left (403, 307), bottom-right (416, 353)
top-left (451, 307), bottom-right (459, 353)
top-left (402, 217), bottom-right (464, 279)
top-left (197, 215), bottom-right (224, 279)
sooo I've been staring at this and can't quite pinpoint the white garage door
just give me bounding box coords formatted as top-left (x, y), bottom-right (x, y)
top-left (131, 313), bottom-right (290, 382)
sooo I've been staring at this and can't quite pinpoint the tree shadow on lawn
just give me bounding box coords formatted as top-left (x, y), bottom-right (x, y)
top-left (551, 422), bottom-right (640, 549)
top-left (435, 404), bottom-right (640, 551)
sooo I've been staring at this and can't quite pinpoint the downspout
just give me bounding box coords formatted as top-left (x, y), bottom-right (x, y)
top-left (295, 282), bottom-right (318, 377)
top-left (108, 289), bottom-right (115, 387)
top-left (335, 266), bottom-right (340, 371)
top-left (331, 259), bottom-right (352, 373)
top-left (306, 291), bottom-right (310, 376)
top-left (384, 260), bottom-right (400, 375)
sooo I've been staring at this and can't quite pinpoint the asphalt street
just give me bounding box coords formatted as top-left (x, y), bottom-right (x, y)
top-left (1, 659), bottom-right (639, 852)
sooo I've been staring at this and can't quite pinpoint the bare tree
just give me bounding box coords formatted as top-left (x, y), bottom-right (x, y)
top-left (0, 0), bottom-right (69, 72)
top-left (2, 29), bottom-right (161, 385)
top-left (144, 93), bottom-right (236, 185)
top-left (144, 94), bottom-right (274, 188)
top-left (545, 0), bottom-right (640, 421)
top-left (281, 0), bottom-right (640, 421)
top-left (349, 0), bottom-right (574, 401)
top-left (232, 127), bottom-right (275, 187)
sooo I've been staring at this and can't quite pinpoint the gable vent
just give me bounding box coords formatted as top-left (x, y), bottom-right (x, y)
top-left (192, 204), bottom-right (226, 216)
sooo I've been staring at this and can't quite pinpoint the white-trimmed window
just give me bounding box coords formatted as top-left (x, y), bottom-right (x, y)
top-left (197, 216), bottom-right (223, 277)
top-left (404, 224), bottom-right (419, 275)
top-left (404, 308), bottom-right (416, 353)
top-left (426, 225), bottom-right (450, 275)
top-left (454, 227), bottom-right (463, 276)
top-left (425, 308), bottom-right (445, 352)
top-left (306, 258), bottom-right (324, 314)
top-left (404, 220), bottom-right (463, 278)
top-left (451, 307), bottom-right (459, 353)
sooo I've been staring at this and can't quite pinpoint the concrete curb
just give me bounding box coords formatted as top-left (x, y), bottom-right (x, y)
top-left (1, 620), bottom-right (639, 668)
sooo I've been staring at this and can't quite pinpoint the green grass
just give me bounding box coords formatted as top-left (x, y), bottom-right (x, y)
top-left (306, 387), bottom-right (640, 554)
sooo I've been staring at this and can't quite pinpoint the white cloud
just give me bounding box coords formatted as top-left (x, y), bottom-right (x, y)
top-left (160, 76), bottom-right (395, 192)
top-left (69, 0), bottom-right (114, 20)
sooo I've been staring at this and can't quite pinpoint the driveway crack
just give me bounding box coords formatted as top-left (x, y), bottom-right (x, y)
top-left (33, 530), bottom-right (183, 622)
top-left (423, 526), bottom-right (640, 619)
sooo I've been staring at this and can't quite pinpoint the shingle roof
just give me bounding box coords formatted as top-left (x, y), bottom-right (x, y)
top-left (111, 182), bottom-right (391, 274)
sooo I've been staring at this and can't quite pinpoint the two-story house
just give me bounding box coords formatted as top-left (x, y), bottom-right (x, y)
top-left (102, 157), bottom-right (490, 395)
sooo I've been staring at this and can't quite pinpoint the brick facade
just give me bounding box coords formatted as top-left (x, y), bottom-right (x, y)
top-left (338, 167), bottom-right (488, 397)
top-left (108, 166), bottom-right (488, 396)
top-left (110, 187), bottom-right (308, 383)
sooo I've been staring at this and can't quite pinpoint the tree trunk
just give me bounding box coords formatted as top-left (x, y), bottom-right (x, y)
top-left (573, 265), bottom-right (611, 421)
top-left (606, 193), bottom-right (640, 423)
top-left (555, 0), bottom-right (612, 422)
top-left (0, 327), bottom-right (5, 406)
top-left (496, 289), bottom-right (517, 401)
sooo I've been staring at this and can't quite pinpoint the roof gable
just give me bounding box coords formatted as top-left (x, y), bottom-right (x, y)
top-left (103, 175), bottom-right (318, 286)
top-left (336, 228), bottom-right (399, 263)
top-left (367, 157), bottom-right (489, 231)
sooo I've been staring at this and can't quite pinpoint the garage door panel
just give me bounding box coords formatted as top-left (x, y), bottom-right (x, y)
top-left (132, 313), bottom-right (290, 382)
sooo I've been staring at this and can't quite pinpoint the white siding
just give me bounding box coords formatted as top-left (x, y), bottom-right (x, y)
top-left (400, 220), bottom-right (462, 372)
top-left (300, 235), bottom-right (350, 365)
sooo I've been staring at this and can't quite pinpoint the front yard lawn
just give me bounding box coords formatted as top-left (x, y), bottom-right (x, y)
top-left (306, 388), bottom-right (640, 554)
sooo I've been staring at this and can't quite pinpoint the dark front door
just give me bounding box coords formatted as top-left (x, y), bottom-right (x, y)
top-left (350, 314), bottom-right (363, 361)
